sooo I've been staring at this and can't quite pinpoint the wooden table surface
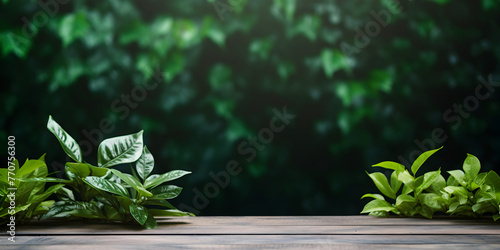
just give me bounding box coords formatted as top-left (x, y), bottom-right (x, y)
top-left (3, 216), bottom-right (500, 249)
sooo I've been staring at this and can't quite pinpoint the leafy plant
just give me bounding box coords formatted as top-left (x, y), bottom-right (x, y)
top-left (361, 147), bottom-right (500, 220)
top-left (0, 156), bottom-right (65, 224)
top-left (30, 116), bottom-right (193, 229)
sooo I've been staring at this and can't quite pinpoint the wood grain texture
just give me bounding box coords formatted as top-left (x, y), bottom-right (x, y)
top-left (2, 216), bottom-right (500, 249)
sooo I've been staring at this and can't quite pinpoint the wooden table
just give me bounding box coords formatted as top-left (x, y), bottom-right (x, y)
top-left (3, 216), bottom-right (500, 249)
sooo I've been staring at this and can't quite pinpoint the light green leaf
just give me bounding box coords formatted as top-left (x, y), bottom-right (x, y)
top-left (97, 130), bottom-right (144, 168)
top-left (415, 169), bottom-right (441, 196)
top-left (47, 116), bottom-right (82, 163)
top-left (367, 172), bottom-right (396, 200)
top-left (0, 203), bottom-right (30, 217)
top-left (463, 153), bottom-right (481, 185)
top-left (396, 194), bottom-right (417, 205)
top-left (372, 161), bottom-right (406, 172)
top-left (150, 185), bottom-right (182, 200)
top-left (361, 199), bottom-right (395, 213)
top-left (129, 204), bottom-right (148, 226)
top-left (411, 147), bottom-right (442, 176)
top-left (390, 170), bottom-right (402, 194)
top-left (447, 170), bottom-right (465, 186)
top-left (59, 12), bottom-right (90, 47)
top-left (83, 176), bottom-right (129, 197)
top-left (29, 184), bottom-right (65, 204)
top-left (144, 170), bottom-right (191, 190)
top-left (360, 193), bottom-right (385, 201)
top-left (321, 49), bottom-right (348, 78)
top-left (136, 146), bottom-right (155, 181)
top-left (16, 159), bottom-right (46, 177)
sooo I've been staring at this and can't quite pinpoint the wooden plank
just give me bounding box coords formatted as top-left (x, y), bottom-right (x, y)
top-left (17, 216), bottom-right (500, 235)
top-left (24, 215), bottom-right (499, 227)
top-left (2, 235), bottom-right (500, 249)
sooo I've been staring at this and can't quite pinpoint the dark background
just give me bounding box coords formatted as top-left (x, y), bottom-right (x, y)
top-left (1, 0), bottom-right (499, 215)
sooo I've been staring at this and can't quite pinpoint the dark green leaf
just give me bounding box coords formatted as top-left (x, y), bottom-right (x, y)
top-left (129, 204), bottom-right (148, 225)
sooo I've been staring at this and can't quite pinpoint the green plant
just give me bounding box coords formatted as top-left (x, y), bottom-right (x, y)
top-left (361, 147), bottom-right (500, 220)
top-left (0, 156), bottom-right (65, 224)
top-left (31, 116), bottom-right (193, 229)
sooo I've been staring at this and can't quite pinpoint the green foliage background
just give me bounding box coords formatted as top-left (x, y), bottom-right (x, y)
top-left (1, 0), bottom-right (500, 215)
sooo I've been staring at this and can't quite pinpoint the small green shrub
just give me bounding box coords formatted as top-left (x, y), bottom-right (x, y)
top-left (19, 116), bottom-right (193, 229)
top-left (361, 147), bottom-right (500, 220)
top-left (0, 156), bottom-right (64, 224)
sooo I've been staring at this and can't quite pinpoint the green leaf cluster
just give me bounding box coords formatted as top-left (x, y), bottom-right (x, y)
top-left (31, 116), bottom-right (193, 229)
top-left (0, 156), bottom-right (65, 224)
top-left (362, 147), bottom-right (500, 220)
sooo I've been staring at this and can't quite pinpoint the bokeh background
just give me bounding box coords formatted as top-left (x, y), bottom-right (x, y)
top-left (1, 0), bottom-right (500, 216)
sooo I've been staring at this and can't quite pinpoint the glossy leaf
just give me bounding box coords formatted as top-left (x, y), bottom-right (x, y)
top-left (360, 193), bottom-right (385, 200)
top-left (143, 211), bottom-right (158, 229)
top-left (411, 147), bottom-right (442, 176)
top-left (110, 169), bottom-right (152, 197)
top-left (129, 204), bottom-right (148, 225)
top-left (150, 185), bottom-right (182, 200)
top-left (447, 170), bottom-right (465, 187)
top-left (47, 116), bottom-right (82, 163)
top-left (83, 176), bottom-right (128, 197)
top-left (97, 130), bottom-right (144, 168)
top-left (361, 199), bottom-right (395, 214)
top-left (390, 171), bottom-right (402, 194)
top-left (136, 146), bottom-right (154, 181)
top-left (463, 153), bottom-right (481, 185)
top-left (366, 172), bottom-right (396, 200)
top-left (144, 170), bottom-right (191, 189)
top-left (372, 161), bottom-right (405, 172)
top-left (415, 169), bottom-right (441, 196)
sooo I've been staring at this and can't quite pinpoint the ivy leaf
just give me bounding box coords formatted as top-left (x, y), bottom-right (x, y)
top-left (47, 116), bottom-right (82, 163)
top-left (97, 131), bottom-right (144, 168)
top-left (59, 12), bottom-right (90, 47)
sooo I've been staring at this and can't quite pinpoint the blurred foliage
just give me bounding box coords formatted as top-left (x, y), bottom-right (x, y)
top-left (1, 0), bottom-right (500, 215)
